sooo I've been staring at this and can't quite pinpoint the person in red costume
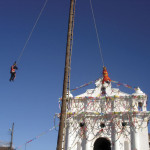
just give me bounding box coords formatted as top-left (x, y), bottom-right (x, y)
top-left (102, 66), bottom-right (111, 84)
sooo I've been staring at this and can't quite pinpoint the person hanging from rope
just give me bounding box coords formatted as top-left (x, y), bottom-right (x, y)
top-left (102, 66), bottom-right (111, 84)
top-left (9, 61), bottom-right (18, 82)
top-left (101, 66), bottom-right (111, 95)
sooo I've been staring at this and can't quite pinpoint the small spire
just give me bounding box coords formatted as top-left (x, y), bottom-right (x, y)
top-left (133, 87), bottom-right (144, 95)
top-left (102, 66), bottom-right (111, 84)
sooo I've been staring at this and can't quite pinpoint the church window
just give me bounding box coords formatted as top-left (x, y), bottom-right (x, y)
top-left (138, 102), bottom-right (143, 111)
top-left (122, 122), bottom-right (127, 127)
top-left (100, 123), bottom-right (105, 128)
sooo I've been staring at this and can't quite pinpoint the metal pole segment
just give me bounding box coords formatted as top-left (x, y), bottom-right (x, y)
top-left (10, 123), bottom-right (14, 150)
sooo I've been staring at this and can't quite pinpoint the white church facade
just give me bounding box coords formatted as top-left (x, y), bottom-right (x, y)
top-left (64, 78), bottom-right (150, 150)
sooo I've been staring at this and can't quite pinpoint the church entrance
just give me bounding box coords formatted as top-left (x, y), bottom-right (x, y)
top-left (93, 137), bottom-right (111, 150)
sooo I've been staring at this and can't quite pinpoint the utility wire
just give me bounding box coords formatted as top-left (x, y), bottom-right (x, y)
top-left (17, 0), bottom-right (48, 64)
top-left (89, 0), bottom-right (105, 67)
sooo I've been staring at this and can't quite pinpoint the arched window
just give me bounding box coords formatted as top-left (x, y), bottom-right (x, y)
top-left (93, 137), bottom-right (111, 150)
top-left (138, 102), bottom-right (143, 111)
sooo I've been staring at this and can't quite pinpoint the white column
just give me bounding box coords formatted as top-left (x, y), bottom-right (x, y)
top-left (86, 133), bottom-right (91, 150)
top-left (65, 121), bottom-right (77, 150)
top-left (134, 128), bottom-right (139, 150)
top-left (143, 101), bottom-right (147, 111)
top-left (111, 123), bottom-right (119, 150)
top-left (138, 121), bottom-right (149, 150)
top-left (114, 133), bottom-right (120, 150)
top-left (130, 123), bottom-right (139, 150)
top-left (65, 123), bottom-right (71, 150)
top-left (81, 138), bottom-right (86, 150)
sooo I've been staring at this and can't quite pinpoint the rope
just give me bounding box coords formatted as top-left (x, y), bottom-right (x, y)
top-left (89, 0), bottom-right (105, 67)
top-left (16, 0), bottom-right (48, 64)
top-left (16, 126), bottom-right (55, 150)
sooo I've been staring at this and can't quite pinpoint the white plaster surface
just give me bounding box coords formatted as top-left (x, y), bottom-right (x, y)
top-left (65, 79), bottom-right (150, 150)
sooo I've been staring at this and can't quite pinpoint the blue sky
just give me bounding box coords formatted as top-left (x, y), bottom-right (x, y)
top-left (0, 0), bottom-right (150, 149)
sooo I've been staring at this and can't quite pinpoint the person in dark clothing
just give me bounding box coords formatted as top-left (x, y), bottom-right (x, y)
top-left (9, 61), bottom-right (18, 81)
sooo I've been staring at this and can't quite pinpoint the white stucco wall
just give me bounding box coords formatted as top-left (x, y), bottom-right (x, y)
top-left (65, 78), bottom-right (150, 150)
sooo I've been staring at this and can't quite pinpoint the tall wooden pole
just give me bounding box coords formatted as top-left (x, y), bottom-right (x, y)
top-left (56, 0), bottom-right (75, 150)
top-left (10, 122), bottom-right (14, 150)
